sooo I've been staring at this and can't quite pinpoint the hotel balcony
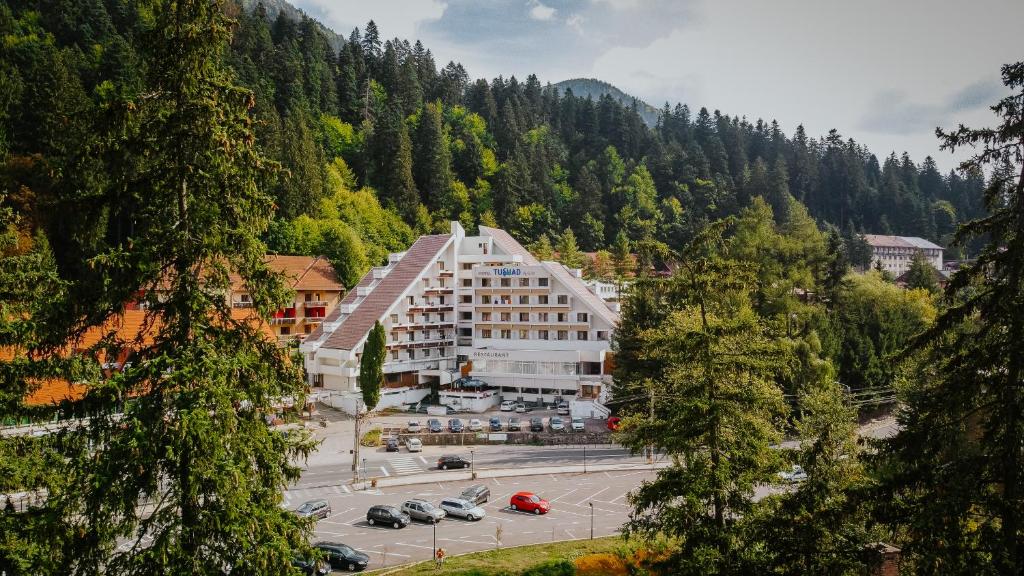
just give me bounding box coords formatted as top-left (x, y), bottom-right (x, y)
top-left (271, 307), bottom-right (297, 324)
top-left (386, 338), bottom-right (455, 350)
top-left (423, 286), bottom-right (454, 295)
top-left (303, 300), bottom-right (329, 308)
top-left (408, 302), bottom-right (454, 312)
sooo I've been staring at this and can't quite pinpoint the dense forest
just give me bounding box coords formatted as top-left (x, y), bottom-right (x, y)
top-left (0, 0), bottom-right (992, 292)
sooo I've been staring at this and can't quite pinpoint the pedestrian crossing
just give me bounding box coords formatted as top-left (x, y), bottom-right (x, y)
top-left (282, 484), bottom-right (351, 508)
top-left (388, 455), bottom-right (429, 475)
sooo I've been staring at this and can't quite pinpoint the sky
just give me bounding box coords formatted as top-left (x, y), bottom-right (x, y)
top-left (291, 0), bottom-right (1022, 170)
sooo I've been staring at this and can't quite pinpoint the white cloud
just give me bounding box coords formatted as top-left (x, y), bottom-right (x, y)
top-left (296, 0), bottom-right (447, 41)
top-left (590, 0), bottom-right (642, 10)
top-left (529, 0), bottom-right (557, 21)
top-left (566, 13), bottom-right (585, 35)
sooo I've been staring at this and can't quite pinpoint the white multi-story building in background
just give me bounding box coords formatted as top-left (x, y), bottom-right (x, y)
top-left (864, 234), bottom-right (944, 276)
top-left (301, 222), bottom-right (618, 416)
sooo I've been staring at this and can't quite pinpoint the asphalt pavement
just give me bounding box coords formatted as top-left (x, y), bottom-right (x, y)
top-left (292, 470), bottom-right (662, 571)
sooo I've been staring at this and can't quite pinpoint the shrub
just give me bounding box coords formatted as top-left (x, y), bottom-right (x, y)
top-left (521, 559), bottom-right (575, 576)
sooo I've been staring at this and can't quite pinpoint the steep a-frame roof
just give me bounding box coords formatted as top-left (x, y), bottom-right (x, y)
top-left (479, 226), bottom-right (540, 265)
top-left (543, 261), bottom-right (619, 325)
top-left (321, 234), bottom-right (452, 351)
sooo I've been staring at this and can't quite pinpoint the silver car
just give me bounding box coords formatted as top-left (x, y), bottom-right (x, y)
top-left (400, 499), bottom-right (446, 523)
top-left (439, 497), bottom-right (486, 521)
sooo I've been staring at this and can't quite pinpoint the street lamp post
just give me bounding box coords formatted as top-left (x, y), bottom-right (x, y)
top-left (470, 449), bottom-right (475, 476)
top-left (583, 445), bottom-right (587, 473)
top-left (362, 458), bottom-right (367, 485)
top-left (432, 521), bottom-right (437, 559)
top-left (589, 502), bottom-right (594, 539)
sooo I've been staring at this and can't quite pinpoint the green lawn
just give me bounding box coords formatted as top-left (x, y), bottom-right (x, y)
top-left (368, 536), bottom-right (631, 575)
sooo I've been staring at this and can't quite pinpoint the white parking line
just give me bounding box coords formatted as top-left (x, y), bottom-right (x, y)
top-left (418, 456), bottom-right (428, 465)
top-left (550, 489), bottom-right (579, 503)
top-left (576, 486), bottom-right (610, 505)
top-left (380, 466), bottom-right (390, 477)
top-left (493, 478), bottom-right (502, 486)
top-left (342, 485), bottom-right (352, 493)
top-left (393, 542), bottom-right (433, 550)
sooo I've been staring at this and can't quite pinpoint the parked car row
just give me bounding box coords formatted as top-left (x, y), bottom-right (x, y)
top-left (365, 484), bottom-right (492, 530)
top-left (409, 416), bottom-right (588, 434)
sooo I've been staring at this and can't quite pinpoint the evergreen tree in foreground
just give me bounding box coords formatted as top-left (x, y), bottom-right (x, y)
top-left (359, 321), bottom-right (386, 411)
top-left (55, 1), bottom-right (314, 572)
top-left (874, 61), bottom-right (1024, 574)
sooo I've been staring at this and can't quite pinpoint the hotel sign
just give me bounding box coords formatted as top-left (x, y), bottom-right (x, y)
top-left (474, 265), bottom-right (544, 278)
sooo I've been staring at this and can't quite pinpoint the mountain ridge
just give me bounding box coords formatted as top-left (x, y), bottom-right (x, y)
top-left (553, 78), bottom-right (660, 127)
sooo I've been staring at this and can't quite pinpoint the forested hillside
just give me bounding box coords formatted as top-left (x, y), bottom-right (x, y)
top-left (552, 78), bottom-right (660, 127)
top-left (0, 0), bottom-right (989, 290)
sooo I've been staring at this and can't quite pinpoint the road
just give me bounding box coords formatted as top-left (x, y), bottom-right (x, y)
top-left (292, 444), bottom-right (651, 489)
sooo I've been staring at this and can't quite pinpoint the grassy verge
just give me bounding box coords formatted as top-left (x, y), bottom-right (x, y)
top-left (369, 536), bottom-right (635, 575)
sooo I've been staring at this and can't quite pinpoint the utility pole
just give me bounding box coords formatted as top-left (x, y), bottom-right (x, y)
top-left (647, 380), bottom-right (655, 464)
top-left (352, 398), bottom-right (362, 482)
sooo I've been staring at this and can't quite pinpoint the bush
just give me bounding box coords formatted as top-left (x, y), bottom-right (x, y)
top-left (360, 428), bottom-right (381, 447)
top-left (521, 560), bottom-right (575, 576)
top-left (574, 553), bottom-right (628, 576)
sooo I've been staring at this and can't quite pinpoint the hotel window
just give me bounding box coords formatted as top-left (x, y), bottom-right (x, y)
top-left (482, 312), bottom-right (492, 321)
top-left (500, 312), bottom-right (511, 321)
top-left (424, 348), bottom-right (431, 357)
top-left (280, 327), bottom-right (290, 335)
top-left (519, 278), bottom-right (530, 287)
top-left (597, 331), bottom-right (608, 341)
top-left (557, 330), bottom-right (568, 340)
top-left (460, 295), bottom-right (472, 303)
top-left (500, 329), bottom-right (512, 339)
top-left (539, 330), bottom-right (549, 340)
top-left (438, 261), bottom-right (445, 270)
top-left (577, 331), bottom-right (589, 340)
top-left (577, 312), bottom-right (588, 322)
top-left (481, 295), bottom-right (492, 304)
top-left (408, 296), bottom-right (415, 305)
top-left (459, 327), bottom-right (472, 337)
top-left (392, 351), bottom-right (399, 361)
top-left (425, 313), bottom-right (431, 322)
top-left (538, 295), bottom-right (549, 304)
top-left (519, 312), bottom-right (530, 321)
top-left (462, 278), bottom-right (472, 287)
top-left (482, 329), bottom-right (492, 338)
top-left (460, 312), bottom-right (472, 321)
top-left (500, 294), bottom-right (512, 304)
top-left (439, 313), bottom-right (446, 321)
top-left (557, 313), bottom-right (567, 322)
top-left (519, 329), bottom-right (529, 339)
top-left (519, 295), bottom-right (530, 304)
top-left (538, 312), bottom-right (549, 321)
top-left (407, 313), bottom-right (414, 323)
top-left (462, 263), bottom-right (473, 270)
top-left (391, 332), bottom-right (398, 341)
top-left (439, 347), bottom-right (446, 356)
top-left (409, 349), bottom-right (415, 360)
top-left (408, 332), bottom-right (415, 342)
top-left (557, 295), bottom-right (568, 305)
top-left (480, 278), bottom-right (491, 287)
top-left (500, 278), bottom-right (511, 287)
top-left (538, 278), bottom-right (549, 287)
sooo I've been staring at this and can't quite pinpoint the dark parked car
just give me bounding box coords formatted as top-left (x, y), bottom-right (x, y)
top-left (460, 484), bottom-right (491, 505)
top-left (427, 418), bottom-right (444, 433)
top-left (529, 417), bottom-right (544, 432)
top-left (291, 556), bottom-right (330, 575)
top-left (489, 416), bottom-right (503, 431)
top-left (508, 417), bottom-right (522, 431)
top-left (448, 418), bottom-right (465, 433)
top-left (385, 437), bottom-right (399, 452)
top-left (366, 505), bottom-right (411, 529)
top-left (313, 542), bottom-right (370, 572)
top-left (437, 455), bottom-right (471, 470)
top-left (294, 499), bottom-right (331, 520)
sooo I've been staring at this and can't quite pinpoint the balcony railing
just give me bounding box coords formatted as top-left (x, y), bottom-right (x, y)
top-left (232, 301), bottom-right (254, 308)
top-left (271, 317), bottom-right (297, 325)
top-left (303, 300), bottom-right (328, 308)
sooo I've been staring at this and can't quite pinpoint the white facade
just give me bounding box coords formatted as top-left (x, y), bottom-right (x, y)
top-left (864, 234), bottom-right (943, 276)
top-left (300, 222), bottom-right (619, 413)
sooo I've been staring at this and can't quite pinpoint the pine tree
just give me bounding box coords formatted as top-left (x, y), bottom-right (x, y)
top-left (876, 61), bottom-right (1024, 574)
top-left (30, 1), bottom-right (317, 572)
top-left (619, 223), bottom-right (788, 574)
top-left (611, 231), bottom-right (633, 278)
top-left (372, 103), bottom-right (419, 222)
top-left (555, 227), bottom-right (585, 270)
top-left (412, 101), bottom-right (453, 214)
top-left (903, 250), bottom-right (939, 293)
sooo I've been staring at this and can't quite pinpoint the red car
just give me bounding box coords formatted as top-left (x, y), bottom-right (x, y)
top-left (510, 491), bottom-right (550, 515)
top-left (607, 417), bottom-right (621, 431)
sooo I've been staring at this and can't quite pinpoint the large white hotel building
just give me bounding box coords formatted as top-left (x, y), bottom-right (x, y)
top-left (300, 222), bottom-right (618, 416)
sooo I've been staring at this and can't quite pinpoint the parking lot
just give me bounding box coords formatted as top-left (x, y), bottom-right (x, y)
top-left (292, 470), bottom-right (657, 571)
